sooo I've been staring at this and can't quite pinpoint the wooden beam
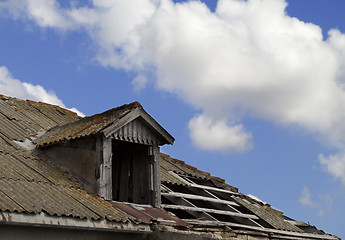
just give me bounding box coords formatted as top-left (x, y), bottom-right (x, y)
top-left (189, 183), bottom-right (240, 195)
top-left (161, 204), bottom-right (259, 219)
top-left (98, 137), bottom-right (112, 200)
top-left (95, 135), bottom-right (101, 195)
top-left (183, 220), bottom-right (339, 240)
top-left (162, 185), bottom-right (219, 221)
top-left (161, 192), bottom-right (239, 207)
top-left (182, 177), bottom-right (263, 228)
top-left (202, 188), bottom-right (263, 228)
top-left (151, 145), bottom-right (161, 207)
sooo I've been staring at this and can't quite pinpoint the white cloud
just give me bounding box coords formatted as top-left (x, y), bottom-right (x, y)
top-left (319, 153), bottom-right (345, 184)
top-left (131, 74), bottom-right (148, 92)
top-left (189, 114), bottom-right (252, 152)
top-left (299, 186), bottom-right (318, 208)
top-left (3, 0), bottom-right (345, 182)
top-left (0, 66), bottom-right (83, 116)
top-left (299, 186), bottom-right (337, 217)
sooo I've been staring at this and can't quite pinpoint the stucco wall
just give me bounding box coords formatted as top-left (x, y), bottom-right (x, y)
top-left (38, 137), bottom-right (98, 194)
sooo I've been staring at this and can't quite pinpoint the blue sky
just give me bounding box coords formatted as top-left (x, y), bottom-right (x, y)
top-left (0, 0), bottom-right (345, 238)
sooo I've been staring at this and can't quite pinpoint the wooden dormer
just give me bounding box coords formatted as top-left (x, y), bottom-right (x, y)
top-left (36, 102), bottom-right (174, 207)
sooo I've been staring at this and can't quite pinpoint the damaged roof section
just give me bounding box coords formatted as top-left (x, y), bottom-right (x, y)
top-left (159, 153), bottom-right (339, 239)
top-left (160, 153), bottom-right (238, 192)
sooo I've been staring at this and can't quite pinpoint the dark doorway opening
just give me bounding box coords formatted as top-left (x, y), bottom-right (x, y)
top-left (112, 140), bottom-right (151, 204)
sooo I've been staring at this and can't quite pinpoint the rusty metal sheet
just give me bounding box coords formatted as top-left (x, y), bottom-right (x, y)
top-left (110, 202), bottom-right (186, 227)
top-left (142, 207), bottom-right (187, 226)
top-left (111, 202), bottom-right (152, 223)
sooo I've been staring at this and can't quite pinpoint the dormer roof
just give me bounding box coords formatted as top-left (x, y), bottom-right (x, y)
top-left (36, 102), bottom-right (174, 148)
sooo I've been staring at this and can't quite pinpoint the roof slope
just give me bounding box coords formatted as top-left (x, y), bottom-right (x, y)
top-left (0, 96), bottom-right (129, 222)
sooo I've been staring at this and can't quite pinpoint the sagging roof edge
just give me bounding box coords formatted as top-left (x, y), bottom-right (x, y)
top-left (0, 211), bottom-right (150, 233)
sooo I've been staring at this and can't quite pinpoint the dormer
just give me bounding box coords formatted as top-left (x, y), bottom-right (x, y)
top-left (35, 102), bottom-right (174, 207)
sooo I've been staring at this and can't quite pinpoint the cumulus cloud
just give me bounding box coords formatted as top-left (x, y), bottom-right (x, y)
top-left (299, 187), bottom-right (318, 208)
top-left (319, 153), bottom-right (345, 184)
top-left (131, 74), bottom-right (148, 92)
top-left (299, 186), bottom-right (336, 217)
top-left (0, 66), bottom-right (83, 116)
top-left (299, 187), bottom-right (325, 217)
top-left (3, 0), bottom-right (345, 181)
top-left (189, 115), bottom-right (252, 152)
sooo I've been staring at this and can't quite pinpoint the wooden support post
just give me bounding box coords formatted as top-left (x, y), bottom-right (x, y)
top-left (151, 145), bottom-right (161, 208)
top-left (97, 136), bottom-right (112, 200)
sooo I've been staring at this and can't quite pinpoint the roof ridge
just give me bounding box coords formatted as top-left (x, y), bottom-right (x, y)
top-left (1, 94), bottom-right (60, 108)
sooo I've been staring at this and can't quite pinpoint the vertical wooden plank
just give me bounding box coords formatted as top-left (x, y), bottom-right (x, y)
top-left (112, 142), bottom-right (120, 201)
top-left (98, 136), bottom-right (112, 200)
top-left (152, 145), bottom-right (161, 208)
top-left (95, 135), bottom-right (102, 196)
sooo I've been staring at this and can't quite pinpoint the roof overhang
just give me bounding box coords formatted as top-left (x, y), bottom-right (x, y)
top-left (0, 211), bottom-right (150, 233)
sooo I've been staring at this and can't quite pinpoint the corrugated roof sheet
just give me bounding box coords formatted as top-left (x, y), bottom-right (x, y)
top-left (232, 196), bottom-right (303, 232)
top-left (0, 96), bottom-right (130, 223)
top-left (0, 179), bottom-right (128, 221)
top-left (160, 153), bottom-right (238, 192)
top-left (160, 166), bottom-right (188, 186)
top-left (0, 95), bottom-right (80, 136)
